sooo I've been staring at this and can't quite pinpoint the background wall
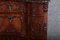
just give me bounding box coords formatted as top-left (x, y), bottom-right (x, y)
top-left (48, 0), bottom-right (60, 40)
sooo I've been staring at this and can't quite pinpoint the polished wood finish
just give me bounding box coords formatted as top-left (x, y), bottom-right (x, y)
top-left (0, 0), bottom-right (49, 40)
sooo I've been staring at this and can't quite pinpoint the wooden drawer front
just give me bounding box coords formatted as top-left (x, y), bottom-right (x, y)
top-left (0, 2), bottom-right (26, 12)
top-left (0, 12), bottom-right (27, 36)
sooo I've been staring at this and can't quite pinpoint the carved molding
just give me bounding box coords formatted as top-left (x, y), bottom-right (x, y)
top-left (0, 2), bottom-right (20, 12)
top-left (43, 2), bottom-right (48, 12)
top-left (0, 0), bottom-right (50, 3)
top-left (22, 0), bottom-right (50, 3)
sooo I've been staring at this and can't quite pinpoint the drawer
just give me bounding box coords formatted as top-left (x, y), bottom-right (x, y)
top-left (0, 2), bottom-right (26, 12)
top-left (0, 14), bottom-right (24, 30)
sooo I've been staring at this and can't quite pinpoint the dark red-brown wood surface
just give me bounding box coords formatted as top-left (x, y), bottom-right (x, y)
top-left (0, 1), bottom-right (47, 40)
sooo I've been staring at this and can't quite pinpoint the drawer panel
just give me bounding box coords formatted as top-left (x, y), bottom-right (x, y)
top-left (0, 2), bottom-right (26, 12)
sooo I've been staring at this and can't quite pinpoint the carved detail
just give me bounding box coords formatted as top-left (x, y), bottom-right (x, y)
top-left (0, 2), bottom-right (20, 12)
top-left (43, 2), bottom-right (48, 12)
top-left (8, 4), bottom-right (12, 11)
top-left (23, 0), bottom-right (49, 3)
top-left (43, 23), bottom-right (47, 33)
top-left (22, 0), bottom-right (49, 3)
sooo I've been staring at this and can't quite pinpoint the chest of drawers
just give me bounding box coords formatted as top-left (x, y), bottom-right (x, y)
top-left (0, 0), bottom-right (49, 40)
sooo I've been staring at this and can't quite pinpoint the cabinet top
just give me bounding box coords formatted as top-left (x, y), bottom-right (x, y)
top-left (0, 0), bottom-right (50, 3)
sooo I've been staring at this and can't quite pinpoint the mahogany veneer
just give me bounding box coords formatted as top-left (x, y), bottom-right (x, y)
top-left (0, 0), bottom-right (49, 40)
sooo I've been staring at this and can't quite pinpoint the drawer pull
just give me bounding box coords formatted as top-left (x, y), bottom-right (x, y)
top-left (8, 5), bottom-right (12, 11)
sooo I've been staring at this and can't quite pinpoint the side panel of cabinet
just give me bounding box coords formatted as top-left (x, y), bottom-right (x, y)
top-left (27, 3), bottom-right (47, 40)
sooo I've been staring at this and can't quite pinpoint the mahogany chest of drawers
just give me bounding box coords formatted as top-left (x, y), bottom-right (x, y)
top-left (0, 0), bottom-right (49, 40)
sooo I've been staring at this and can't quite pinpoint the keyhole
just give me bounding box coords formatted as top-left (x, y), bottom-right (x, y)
top-left (8, 16), bottom-right (13, 22)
